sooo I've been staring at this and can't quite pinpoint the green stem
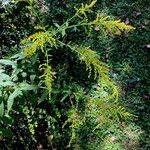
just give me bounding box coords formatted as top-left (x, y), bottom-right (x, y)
top-left (55, 13), bottom-right (78, 33)
top-left (55, 21), bottom-right (97, 35)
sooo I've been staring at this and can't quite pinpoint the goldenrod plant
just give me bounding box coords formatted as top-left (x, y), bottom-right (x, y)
top-left (0, 0), bottom-right (135, 148)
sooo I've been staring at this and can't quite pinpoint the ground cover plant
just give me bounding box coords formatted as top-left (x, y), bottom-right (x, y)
top-left (0, 0), bottom-right (149, 149)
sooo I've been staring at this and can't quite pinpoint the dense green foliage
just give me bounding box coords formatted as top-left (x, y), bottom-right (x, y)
top-left (0, 0), bottom-right (149, 149)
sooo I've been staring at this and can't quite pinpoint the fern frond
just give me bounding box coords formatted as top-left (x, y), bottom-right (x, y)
top-left (21, 31), bottom-right (56, 56)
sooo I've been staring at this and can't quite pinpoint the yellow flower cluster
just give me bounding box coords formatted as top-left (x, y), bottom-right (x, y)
top-left (21, 31), bottom-right (56, 56)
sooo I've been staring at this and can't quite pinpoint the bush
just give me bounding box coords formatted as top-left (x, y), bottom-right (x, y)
top-left (0, 0), bottom-right (149, 149)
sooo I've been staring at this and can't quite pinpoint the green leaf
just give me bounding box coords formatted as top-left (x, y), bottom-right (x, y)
top-left (0, 59), bottom-right (16, 68)
top-left (60, 94), bottom-right (69, 102)
top-left (21, 72), bottom-right (27, 77)
top-left (18, 82), bottom-right (37, 91)
top-left (0, 68), bottom-right (4, 73)
top-left (0, 73), bottom-right (10, 81)
top-left (1, 116), bottom-right (14, 125)
top-left (62, 29), bottom-right (66, 37)
top-left (38, 90), bottom-right (48, 104)
top-left (0, 98), bottom-right (4, 117)
top-left (0, 81), bottom-right (16, 87)
top-left (6, 83), bottom-right (37, 115)
top-left (54, 23), bottom-right (60, 28)
top-left (11, 52), bottom-right (25, 60)
top-left (0, 128), bottom-right (13, 138)
top-left (7, 89), bottom-right (23, 115)
top-left (65, 22), bottom-right (69, 27)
